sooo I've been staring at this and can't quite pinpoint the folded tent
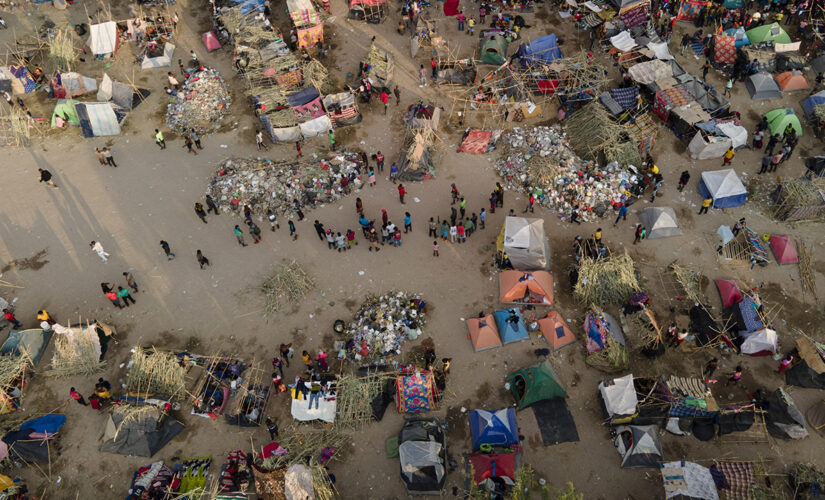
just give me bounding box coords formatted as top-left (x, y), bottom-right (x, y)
top-left (493, 308), bottom-right (529, 344)
top-left (745, 73), bottom-right (781, 100)
top-left (638, 207), bottom-right (681, 239)
top-left (537, 310), bottom-right (575, 350)
top-left (775, 71), bottom-right (808, 91)
top-left (769, 234), bottom-right (798, 263)
top-left (765, 108), bottom-right (802, 136)
top-left (698, 169), bottom-right (747, 208)
top-left (466, 314), bottom-right (502, 351)
top-left (505, 360), bottom-right (566, 410)
top-left (469, 408), bottom-right (518, 449)
top-left (499, 270), bottom-right (554, 305)
top-left (716, 279), bottom-right (742, 308)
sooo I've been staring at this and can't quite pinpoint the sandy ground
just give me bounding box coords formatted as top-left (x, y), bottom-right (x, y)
top-left (2, 0), bottom-right (825, 498)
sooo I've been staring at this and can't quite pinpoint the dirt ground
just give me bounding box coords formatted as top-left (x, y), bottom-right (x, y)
top-left (2, 0), bottom-right (825, 498)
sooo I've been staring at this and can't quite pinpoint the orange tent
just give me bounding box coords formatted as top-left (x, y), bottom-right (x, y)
top-left (467, 314), bottom-right (502, 351)
top-left (537, 311), bottom-right (576, 350)
top-left (499, 270), bottom-right (554, 305)
top-left (776, 71), bottom-right (809, 91)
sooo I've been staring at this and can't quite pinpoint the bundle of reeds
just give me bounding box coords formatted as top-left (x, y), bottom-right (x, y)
top-left (335, 373), bottom-right (393, 429)
top-left (0, 356), bottom-right (27, 413)
top-left (112, 404), bottom-right (160, 441)
top-left (303, 59), bottom-right (333, 95)
top-left (625, 308), bottom-right (662, 348)
top-left (670, 264), bottom-right (703, 303)
top-left (574, 252), bottom-right (640, 305)
top-left (48, 324), bottom-right (104, 377)
top-left (585, 338), bottom-right (628, 373)
top-left (565, 102), bottom-right (625, 162)
top-left (257, 431), bottom-right (348, 470)
top-left (48, 29), bottom-right (78, 71)
top-left (259, 260), bottom-right (315, 316)
top-left (310, 465), bottom-right (337, 500)
top-left (126, 347), bottom-right (187, 398)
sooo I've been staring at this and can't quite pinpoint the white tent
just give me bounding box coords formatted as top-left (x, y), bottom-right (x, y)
top-left (503, 217), bottom-right (548, 270)
top-left (599, 374), bottom-right (638, 418)
top-left (660, 461), bottom-right (719, 500)
top-left (141, 43), bottom-right (175, 69)
top-left (638, 207), bottom-right (681, 239)
top-left (688, 132), bottom-right (732, 160)
top-left (698, 169), bottom-right (747, 208)
top-left (88, 22), bottom-right (119, 55)
top-left (741, 328), bottom-right (778, 355)
top-left (717, 122), bottom-right (748, 148)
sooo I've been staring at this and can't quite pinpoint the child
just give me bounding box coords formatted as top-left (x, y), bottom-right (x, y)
top-left (368, 168), bottom-right (376, 187)
top-left (393, 228), bottom-right (402, 247)
top-left (336, 232), bottom-right (347, 252)
top-left (404, 212), bottom-right (412, 233)
top-left (433, 241), bottom-right (439, 257)
top-left (728, 366), bottom-right (743, 385)
top-left (479, 208), bottom-right (486, 229)
top-left (777, 354), bottom-right (793, 373)
top-left (346, 229), bottom-right (357, 248)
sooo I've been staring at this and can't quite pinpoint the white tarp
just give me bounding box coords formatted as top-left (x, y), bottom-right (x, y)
top-left (399, 441), bottom-right (445, 483)
top-left (717, 122), bottom-right (748, 149)
top-left (647, 41), bottom-right (674, 60)
top-left (774, 41), bottom-right (801, 53)
top-left (660, 461), bottom-right (719, 500)
top-left (284, 465), bottom-right (315, 500)
top-left (60, 72), bottom-right (97, 95)
top-left (77, 102), bottom-right (120, 137)
top-left (610, 31), bottom-right (637, 52)
top-left (741, 328), bottom-right (778, 355)
top-left (290, 395), bottom-right (336, 423)
top-left (688, 133), bottom-right (732, 160)
top-left (599, 374), bottom-right (637, 417)
top-left (97, 73), bottom-right (113, 101)
top-left (89, 22), bottom-right (118, 55)
top-left (271, 125), bottom-right (302, 142)
top-left (503, 217), bottom-right (548, 270)
top-left (141, 43), bottom-right (175, 69)
top-left (701, 169), bottom-right (747, 200)
top-left (299, 114), bottom-right (332, 138)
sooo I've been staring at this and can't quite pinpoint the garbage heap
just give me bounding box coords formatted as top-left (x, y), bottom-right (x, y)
top-left (205, 153), bottom-right (366, 218)
top-left (495, 126), bottom-right (644, 222)
top-left (165, 67), bottom-right (232, 134)
top-left (338, 291), bottom-right (426, 364)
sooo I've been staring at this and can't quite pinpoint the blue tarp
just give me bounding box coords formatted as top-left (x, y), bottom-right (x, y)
top-left (801, 91), bottom-right (825, 119)
top-left (1, 329), bottom-right (53, 366)
top-left (231, 0), bottom-right (264, 14)
top-left (20, 414), bottom-right (67, 435)
top-left (518, 34), bottom-right (562, 66)
top-left (286, 86), bottom-right (320, 107)
top-left (494, 308), bottom-right (529, 344)
top-left (723, 27), bottom-right (750, 47)
top-left (469, 408), bottom-right (519, 450)
top-left (723, 0), bottom-right (745, 9)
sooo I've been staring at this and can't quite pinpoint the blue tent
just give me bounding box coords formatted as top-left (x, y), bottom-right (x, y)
top-left (723, 27), bottom-right (750, 48)
top-left (20, 414), bottom-right (67, 435)
top-left (494, 308), bottom-right (529, 344)
top-left (801, 91), bottom-right (825, 120)
top-left (698, 169), bottom-right (747, 208)
top-left (469, 408), bottom-right (519, 449)
top-left (518, 34), bottom-right (562, 67)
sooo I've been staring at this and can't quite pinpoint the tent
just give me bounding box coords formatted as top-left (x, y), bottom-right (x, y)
top-left (688, 132), bottom-right (733, 160)
top-left (715, 279), bottom-right (742, 308)
top-left (467, 314), bottom-right (502, 351)
top-left (99, 406), bottom-right (184, 457)
top-left (765, 108), bottom-right (802, 136)
top-left (614, 425), bottom-right (663, 468)
top-left (50, 99), bottom-right (81, 128)
top-left (499, 270), bottom-right (554, 305)
top-left (537, 311), bottom-right (576, 350)
top-left (518, 34), bottom-right (562, 66)
top-left (202, 31), bottom-right (221, 52)
top-left (398, 418), bottom-right (447, 495)
top-left (467, 452), bottom-right (516, 484)
top-left (659, 461), bottom-right (719, 500)
top-left (51, 72), bottom-right (97, 98)
top-left (769, 234), bottom-right (798, 263)
top-left (97, 74), bottom-right (151, 111)
top-left (1, 329), bottom-right (53, 366)
top-left (493, 308), bottom-right (529, 344)
top-left (396, 371), bottom-right (437, 413)
top-left (746, 23), bottom-right (791, 45)
top-left (480, 36), bottom-right (508, 65)
top-left (740, 328), bottom-right (777, 356)
top-left (75, 102), bottom-right (121, 137)
top-left (698, 169), bottom-right (747, 208)
top-left (776, 71), bottom-right (808, 91)
top-left (141, 42), bottom-right (175, 69)
top-left (723, 27), bottom-right (750, 47)
top-left (88, 21), bottom-right (119, 56)
top-left (801, 90), bottom-right (825, 120)
top-left (2, 415), bottom-right (65, 463)
top-left (323, 92), bottom-right (361, 127)
top-left (505, 361), bottom-right (566, 410)
top-left (638, 207), bottom-right (681, 239)
top-left (745, 73), bottom-right (781, 100)
top-left (599, 374), bottom-right (638, 421)
top-left (469, 408), bottom-right (518, 449)
top-left (498, 217), bottom-right (548, 270)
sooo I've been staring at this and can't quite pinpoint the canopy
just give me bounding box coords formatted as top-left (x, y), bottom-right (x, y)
top-left (715, 279), bottom-right (742, 308)
top-left (660, 461), bottom-right (719, 500)
top-left (99, 407), bottom-right (184, 457)
top-left (801, 90), bottom-right (825, 119)
top-left (202, 31), bottom-right (221, 52)
top-left (480, 36), bottom-right (508, 65)
top-left (494, 308), bottom-right (529, 344)
top-left (75, 102), bottom-right (120, 137)
top-left (765, 108), bottom-right (802, 136)
top-left (537, 311), bottom-right (575, 350)
top-left (740, 328), bottom-right (777, 356)
top-left (745, 73), bottom-right (780, 100)
top-left (467, 314), bottom-right (502, 351)
top-left (615, 425), bottom-right (663, 468)
top-left (776, 71), bottom-right (808, 91)
top-left (469, 408), bottom-right (518, 449)
top-left (505, 361), bottom-right (566, 410)
top-left (518, 34), bottom-right (562, 66)
top-left (141, 42), bottom-right (174, 69)
top-left (499, 217), bottom-right (548, 270)
top-left (50, 98), bottom-right (80, 128)
top-left (396, 372), bottom-right (437, 413)
top-left (89, 22), bottom-right (119, 55)
top-left (746, 23), bottom-right (791, 44)
top-left (468, 452), bottom-right (516, 484)
top-left (398, 418), bottom-right (446, 495)
top-left (599, 374), bottom-right (638, 418)
top-left (698, 169), bottom-right (747, 208)
top-left (499, 270), bottom-right (554, 305)
top-left (769, 234), bottom-right (797, 263)
top-left (638, 207), bottom-right (681, 239)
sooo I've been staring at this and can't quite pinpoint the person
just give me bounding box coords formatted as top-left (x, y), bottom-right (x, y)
top-left (723, 78), bottom-right (733, 97)
top-left (90, 241), bottom-right (110, 262)
top-left (698, 197), bottom-right (712, 214)
top-left (160, 240), bottom-right (175, 260)
top-left (328, 130), bottom-right (336, 151)
top-left (346, 229), bottom-right (356, 248)
top-left (123, 272), bottom-right (138, 293)
top-left (479, 208), bottom-right (486, 229)
top-left (457, 10), bottom-right (465, 31)
top-left (680, 33), bottom-right (691, 55)
top-left (722, 146), bottom-right (735, 165)
top-left (677, 171), bottom-right (690, 192)
top-left (398, 184), bottom-right (406, 204)
top-left (433, 240), bottom-right (439, 257)
top-left (390, 162), bottom-right (398, 183)
top-left (248, 220), bottom-right (262, 244)
top-left (234, 225), bottom-right (247, 247)
top-left (570, 206), bottom-right (581, 224)
top-left (37, 309), bottom-right (55, 328)
top-left (255, 129), bottom-right (270, 151)
top-left (205, 195), bottom-right (219, 215)
top-left (167, 72), bottom-right (179, 89)
top-left (449, 223), bottom-right (457, 243)
top-left (419, 64), bottom-right (427, 87)
top-left (280, 343), bottom-right (293, 367)
top-left (288, 220), bottom-right (297, 240)
top-left (94, 148), bottom-right (106, 165)
top-left (117, 286), bottom-right (136, 306)
top-left (302, 351), bottom-right (314, 371)
top-left (758, 154), bottom-right (771, 175)
top-left (70, 387), bottom-right (88, 406)
top-left (296, 141), bottom-right (303, 158)
top-left (770, 151), bottom-right (783, 172)
top-left (495, 182), bottom-right (504, 207)
top-left (38, 168), bottom-right (58, 188)
top-left (459, 197), bottom-right (467, 218)
top-left (264, 209), bottom-right (277, 232)
top-left (98, 377), bottom-right (112, 392)
top-left (702, 60), bottom-right (711, 80)
top-left (633, 224), bottom-right (644, 244)
top-left (155, 129), bottom-right (166, 149)
top-left (457, 222), bottom-right (466, 243)
top-left (194, 249), bottom-right (209, 269)
top-left (727, 366), bottom-right (743, 385)
top-left (183, 135), bottom-right (198, 155)
top-left (467, 16), bottom-right (475, 34)
top-left (325, 229), bottom-right (336, 250)
top-left (189, 49), bottom-right (198, 64)
top-left (593, 228), bottom-right (602, 244)
top-left (3, 309), bottom-right (21, 329)
top-left (308, 381), bottom-right (322, 409)
top-left (752, 128), bottom-right (763, 149)
top-left (393, 86), bottom-right (401, 106)
top-left (265, 418), bottom-right (279, 440)
top-left (380, 91), bottom-right (389, 114)
top-left (614, 204), bottom-right (628, 226)
top-left (732, 218), bottom-right (745, 236)
top-left (704, 358), bottom-right (718, 381)
top-left (189, 129), bottom-right (202, 149)
top-left (336, 232), bottom-right (346, 252)
top-left (777, 354), bottom-right (793, 373)
top-left (404, 212), bottom-right (412, 233)
top-left (316, 350), bottom-right (329, 372)
top-left (101, 147), bottom-right (117, 167)
top-left (376, 151), bottom-right (384, 172)
top-left (194, 202), bottom-right (208, 224)
top-left (392, 227), bottom-right (401, 247)
top-left (105, 289), bottom-right (122, 308)
top-left (368, 227), bottom-right (380, 251)
top-left (765, 133), bottom-right (779, 155)
top-left (651, 177), bottom-right (664, 202)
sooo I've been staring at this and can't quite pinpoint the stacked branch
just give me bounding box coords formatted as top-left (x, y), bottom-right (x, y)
top-left (257, 431), bottom-right (349, 470)
top-left (565, 102), bottom-right (627, 162)
top-left (625, 309), bottom-right (662, 349)
top-left (47, 323), bottom-right (105, 377)
top-left (126, 347), bottom-right (188, 399)
top-left (335, 373), bottom-right (393, 429)
top-left (585, 337), bottom-right (629, 373)
top-left (259, 261), bottom-right (315, 316)
top-left (574, 252), bottom-right (640, 305)
top-left (797, 239), bottom-right (817, 300)
top-left (670, 264), bottom-right (704, 303)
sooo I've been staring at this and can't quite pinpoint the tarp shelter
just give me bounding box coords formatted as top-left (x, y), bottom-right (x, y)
top-left (714, 36), bottom-right (736, 64)
top-left (615, 425), bottom-right (663, 468)
top-left (52, 72), bottom-right (97, 98)
top-left (765, 388), bottom-right (808, 440)
top-left (723, 27), bottom-right (750, 47)
top-left (688, 132), bottom-right (733, 160)
top-left (89, 22), bottom-right (119, 56)
top-left (1, 329), bottom-right (53, 366)
top-left (746, 23), bottom-right (791, 45)
top-left (660, 461), bottom-right (719, 500)
top-left (467, 314), bottom-right (502, 351)
top-left (396, 371), bottom-right (437, 413)
top-left (745, 73), bottom-right (781, 100)
top-left (2, 415), bottom-right (65, 463)
top-left (801, 90), bottom-right (825, 120)
top-left (348, 0), bottom-right (387, 21)
top-left (715, 280), bottom-right (742, 308)
top-left (698, 169), bottom-right (747, 208)
top-left (499, 217), bottom-right (548, 270)
top-left (740, 328), bottom-right (777, 356)
top-left (499, 270), bottom-right (554, 305)
top-left (505, 361), bottom-right (566, 410)
top-left (599, 375), bottom-right (638, 421)
top-left (99, 407), bottom-right (184, 457)
top-left (468, 452), bottom-right (516, 484)
top-left (141, 42), bottom-right (174, 69)
top-left (75, 102), bottom-right (121, 137)
top-left (398, 418), bottom-right (447, 495)
top-left (480, 36), bottom-right (508, 65)
top-left (97, 74), bottom-right (151, 111)
top-left (638, 207), bottom-right (681, 239)
top-left (776, 71), bottom-right (808, 91)
top-left (494, 308), bottom-right (529, 344)
top-left (469, 408), bottom-right (518, 449)
top-left (50, 98), bottom-right (80, 128)
top-left (769, 234), bottom-right (798, 263)
top-left (537, 311), bottom-right (576, 350)
top-left (785, 338), bottom-right (825, 389)
top-left (765, 108), bottom-right (802, 136)
top-left (323, 92), bottom-right (361, 127)
top-left (518, 34), bottom-right (562, 66)
top-left (202, 31), bottom-right (221, 52)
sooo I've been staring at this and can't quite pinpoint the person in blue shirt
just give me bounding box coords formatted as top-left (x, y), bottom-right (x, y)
top-left (404, 212), bottom-right (412, 233)
top-left (390, 163), bottom-right (399, 184)
top-left (614, 204), bottom-right (628, 226)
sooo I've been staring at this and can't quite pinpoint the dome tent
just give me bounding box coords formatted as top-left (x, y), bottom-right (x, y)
top-left (698, 169), bottom-right (747, 208)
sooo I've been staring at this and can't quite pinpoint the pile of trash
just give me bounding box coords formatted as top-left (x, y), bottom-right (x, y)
top-left (495, 126), bottom-right (644, 222)
top-left (337, 291), bottom-right (426, 363)
top-left (166, 67), bottom-right (231, 134)
top-left (205, 153), bottom-right (366, 218)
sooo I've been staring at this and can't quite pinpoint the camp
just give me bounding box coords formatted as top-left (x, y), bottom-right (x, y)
top-left (466, 313), bottom-right (502, 351)
top-left (637, 207), bottom-right (681, 239)
top-left (745, 72), bottom-right (781, 100)
top-left (765, 108), bottom-right (802, 137)
top-left (698, 169), bottom-right (747, 209)
top-left (498, 216), bottom-right (549, 270)
top-left (614, 425), bottom-right (663, 468)
top-left (499, 270), bottom-right (554, 305)
top-left (469, 408), bottom-right (518, 449)
top-left (397, 417), bottom-right (447, 495)
top-left (599, 374), bottom-right (638, 423)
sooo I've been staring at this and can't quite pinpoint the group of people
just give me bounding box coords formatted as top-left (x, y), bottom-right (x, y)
top-left (100, 272), bottom-right (139, 309)
top-left (756, 118), bottom-right (799, 175)
top-left (69, 377), bottom-right (112, 410)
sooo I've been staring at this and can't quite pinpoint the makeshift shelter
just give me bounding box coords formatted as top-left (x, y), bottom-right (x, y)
top-left (364, 45), bottom-right (393, 92)
top-left (51, 72), bottom-right (97, 98)
top-left (396, 371), bottom-right (437, 413)
top-left (97, 74), bottom-right (150, 111)
top-left (740, 328), bottom-right (778, 356)
top-left (769, 234), bottom-right (798, 263)
top-left (202, 31), bottom-right (221, 52)
top-left (141, 42), bottom-right (174, 69)
top-left (323, 92), bottom-right (361, 128)
top-left (466, 314), bottom-right (502, 352)
top-left (2, 414), bottom-right (66, 463)
top-left (499, 270), bottom-right (554, 305)
top-left (614, 425), bottom-right (663, 468)
top-left (599, 374), bottom-right (638, 422)
top-left (537, 311), bottom-right (576, 350)
top-left (765, 108), bottom-right (802, 136)
top-left (0, 354), bottom-right (28, 414)
top-left (518, 34), bottom-right (562, 66)
top-left (50, 99), bottom-right (80, 128)
top-left (480, 36), bottom-right (508, 65)
top-left (467, 452), bottom-right (516, 485)
top-left (745, 73), bottom-right (781, 100)
top-left (5, 66), bottom-right (36, 94)
top-left (660, 461), bottom-right (719, 500)
top-left (715, 280), bottom-right (742, 308)
top-left (785, 338), bottom-right (825, 390)
top-left (714, 36), bottom-right (737, 64)
top-left (776, 71), bottom-right (808, 91)
top-left (469, 408), bottom-right (519, 449)
top-left (99, 405), bottom-right (184, 457)
top-left (88, 22), bottom-right (119, 56)
top-left (765, 388), bottom-right (808, 440)
top-left (48, 322), bottom-right (104, 376)
top-left (698, 169), bottom-right (747, 209)
top-left (398, 418), bottom-right (447, 495)
top-left (746, 23), bottom-right (791, 45)
top-left (688, 131), bottom-right (733, 160)
top-left (770, 178), bottom-right (825, 221)
top-left (498, 217), bottom-right (548, 270)
top-left (505, 361), bottom-right (566, 410)
top-left (287, 0), bottom-right (323, 48)
top-left (801, 90), bottom-right (825, 120)
top-left (493, 308), bottom-right (529, 344)
top-left (348, 0), bottom-right (387, 21)
top-left (75, 102), bottom-right (121, 137)
top-left (1, 329), bottom-right (53, 366)
top-left (638, 207), bottom-right (681, 239)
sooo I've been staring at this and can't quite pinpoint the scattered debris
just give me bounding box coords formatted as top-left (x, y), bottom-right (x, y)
top-left (166, 68), bottom-right (231, 134)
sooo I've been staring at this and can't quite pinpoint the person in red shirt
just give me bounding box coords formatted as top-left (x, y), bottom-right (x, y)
top-left (70, 387), bottom-right (88, 406)
top-left (380, 92), bottom-right (389, 114)
top-left (3, 309), bottom-right (21, 329)
top-left (430, 58), bottom-right (437, 79)
top-left (457, 222), bottom-right (466, 243)
top-left (398, 184), bottom-right (406, 204)
top-left (393, 229), bottom-right (402, 247)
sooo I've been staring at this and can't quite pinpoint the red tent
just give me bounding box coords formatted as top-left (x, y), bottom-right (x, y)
top-left (202, 31), bottom-right (221, 52)
top-left (769, 234), bottom-right (798, 264)
top-left (443, 0), bottom-right (459, 16)
top-left (468, 452), bottom-right (516, 484)
top-left (715, 279), bottom-right (742, 308)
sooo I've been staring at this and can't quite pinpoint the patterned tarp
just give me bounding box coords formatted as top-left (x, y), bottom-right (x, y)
top-left (297, 24), bottom-right (324, 48)
top-left (289, 9), bottom-right (320, 27)
top-left (653, 86), bottom-right (692, 120)
top-left (714, 36), bottom-right (736, 64)
top-left (396, 372), bottom-right (437, 413)
top-left (676, 0), bottom-right (706, 21)
top-left (711, 461), bottom-right (754, 500)
top-left (610, 85), bottom-right (639, 110)
top-left (661, 461), bottom-right (720, 500)
top-left (745, 227), bottom-right (770, 263)
top-left (582, 13), bottom-right (604, 27)
top-left (669, 401), bottom-right (717, 418)
top-left (584, 310), bottom-right (610, 354)
top-left (459, 130), bottom-right (493, 154)
top-left (737, 297), bottom-right (764, 333)
top-left (620, 4), bottom-right (648, 28)
top-left (627, 59), bottom-right (672, 85)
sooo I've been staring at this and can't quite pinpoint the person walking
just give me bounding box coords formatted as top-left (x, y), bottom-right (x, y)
top-left (279, 343), bottom-right (293, 367)
top-left (450, 183), bottom-right (459, 205)
top-left (3, 309), bottom-right (21, 329)
top-left (376, 151), bottom-right (384, 172)
top-left (495, 182), bottom-right (504, 207)
top-left (196, 249), bottom-right (210, 269)
top-left (428, 217), bottom-right (437, 238)
top-left (449, 223), bottom-right (457, 243)
top-left (419, 64), bottom-right (426, 87)
top-left (314, 220), bottom-right (326, 241)
top-left (777, 354), bottom-right (794, 373)
top-left (326, 230), bottom-right (335, 249)
top-left (726, 366), bottom-right (743, 385)
top-left (677, 171), bottom-right (690, 192)
top-left (94, 148), bottom-right (106, 165)
top-left (328, 130), bottom-right (336, 151)
top-left (205, 195), bottom-right (219, 215)
top-left (770, 151), bottom-right (783, 172)
top-left (722, 146), bottom-right (735, 165)
top-left (459, 197), bottom-right (467, 218)
top-left (368, 227), bottom-right (380, 251)
top-left (479, 208), bottom-right (486, 229)
top-left (155, 129), bottom-right (166, 149)
top-left (368, 168), bottom-right (376, 187)
top-left (234, 225), bottom-right (248, 247)
top-left (189, 129), bottom-right (202, 149)
top-left (296, 141), bottom-right (303, 158)
top-left (390, 163), bottom-right (398, 184)
top-left (288, 220), bottom-right (297, 240)
top-left (183, 135), bottom-right (198, 155)
top-left (614, 204), bottom-right (628, 226)
top-left (255, 129), bottom-right (270, 151)
top-left (765, 133), bottom-right (779, 155)
top-left (723, 78), bottom-right (734, 97)
top-left (457, 222), bottom-right (466, 243)
top-left (38, 168), bottom-right (58, 188)
top-left (194, 202), bottom-right (208, 223)
top-left (404, 212), bottom-right (412, 233)
top-left (104, 289), bottom-right (122, 308)
top-left (381, 91), bottom-right (389, 114)
top-left (393, 228), bottom-right (402, 247)
top-left (398, 184), bottom-right (406, 204)
top-left (117, 286), bottom-right (136, 307)
top-left (633, 224), bottom-right (644, 244)
top-left (123, 271), bottom-right (138, 293)
top-left (101, 147), bottom-right (117, 167)
top-left (758, 154), bottom-right (771, 174)
top-left (159, 240), bottom-right (175, 259)
top-left (247, 220), bottom-right (262, 244)
top-left (266, 209), bottom-right (278, 231)
top-left (698, 197), bottom-right (712, 214)
top-left (393, 86), bottom-right (401, 106)
top-left (355, 197), bottom-right (364, 216)
top-left (70, 388), bottom-right (88, 406)
top-left (89, 241), bottom-right (110, 262)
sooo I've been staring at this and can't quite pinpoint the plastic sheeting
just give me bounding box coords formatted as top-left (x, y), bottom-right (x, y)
top-left (660, 461), bottom-right (719, 500)
top-left (290, 394), bottom-right (336, 423)
top-left (599, 374), bottom-right (637, 417)
top-left (688, 132), bottom-right (732, 160)
top-left (141, 42), bottom-right (174, 69)
top-left (75, 102), bottom-right (120, 137)
top-left (610, 31), bottom-right (637, 52)
top-left (502, 217), bottom-right (548, 270)
top-left (88, 22), bottom-right (118, 55)
top-left (299, 115), bottom-right (332, 137)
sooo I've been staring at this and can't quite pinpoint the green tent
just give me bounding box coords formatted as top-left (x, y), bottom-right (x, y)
top-left (51, 99), bottom-right (80, 128)
top-left (746, 23), bottom-right (791, 45)
top-left (765, 108), bottom-right (802, 136)
top-left (480, 36), bottom-right (508, 65)
top-left (505, 361), bottom-right (566, 410)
